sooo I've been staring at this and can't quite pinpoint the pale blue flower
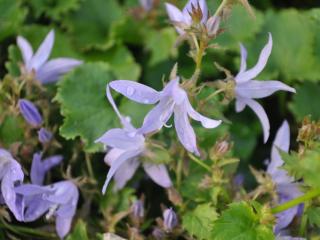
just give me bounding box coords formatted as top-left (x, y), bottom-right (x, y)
top-left (109, 78), bottom-right (221, 156)
top-left (18, 99), bottom-right (43, 127)
top-left (267, 121), bottom-right (302, 234)
top-left (0, 149), bottom-right (24, 221)
top-left (31, 152), bottom-right (63, 185)
top-left (38, 128), bottom-right (53, 143)
top-left (235, 33), bottom-right (296, 142)
top-left (17, 30), bottom-right (82, 84)
top-left (96, 86), bottom-right (172, 194)
top-left (15, 181), bottom-right (79, 239)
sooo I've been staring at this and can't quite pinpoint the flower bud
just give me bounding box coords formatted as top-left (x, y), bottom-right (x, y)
top-left (163, 208), bottom-right (178, 231)
top-left (131, 199), bottom-right (144, 219)
top-left (18, 99), bottom-right (43, 127)
top-left (210, 139), bottom-right (231, 159)
top-left (152, 228), bottom-right (165, 240)
top-left (38, 128), bottom-right (53, 144)
top-left (206, 16), bottom-right (221, 36)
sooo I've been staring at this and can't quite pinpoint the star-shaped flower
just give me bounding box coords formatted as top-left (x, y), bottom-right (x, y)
top-left (17, 30), bottom-right (82, 84)
top-left (108, 77), bottom-right (221, 156)
top-left (165, 0), bottom-right (220, 36)
top-left (266, 121), bottom-right (302, 234)
top-left (15, 181), bottom-right (79, 239)
top-left (234, 33), bottom-right (295, 142)
top-left (96, 86), bottom-right (172, 194)
top-left (0, 149), bottom-right (24, 221)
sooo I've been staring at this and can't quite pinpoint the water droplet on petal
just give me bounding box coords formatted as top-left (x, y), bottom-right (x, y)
top-left (127, 87), bottom-right (135, 96)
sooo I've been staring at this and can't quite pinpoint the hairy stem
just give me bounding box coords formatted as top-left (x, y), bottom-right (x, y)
top-left (188, 153), bottom-right (211, 172)
top-left (271, 189), bottom-right (320, 214)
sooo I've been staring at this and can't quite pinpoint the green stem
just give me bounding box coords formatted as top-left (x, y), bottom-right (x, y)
top-left (188, 153), bottom-right (211, 172)
top-left (213, 0), bottom-right (229, 18)
top-left (85, 153), bottom-right (94, 179)
top-left (271, 189), bottom-right (320, 214)
top-left (176, 154), bottom-right (183, 188)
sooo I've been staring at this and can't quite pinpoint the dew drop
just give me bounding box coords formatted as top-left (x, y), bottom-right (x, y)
top-left (126, 87), bottom-right (135, 96)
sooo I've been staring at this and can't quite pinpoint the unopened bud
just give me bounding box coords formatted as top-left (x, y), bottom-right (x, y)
top-left (210, 139), bottom-right (231, 159)
top-left (163, 208), bottom-right (178, 231)
top-left (18, 99), bottom-right (43, 127)
top-left (152, 227), bottom-right (165, 240)
top-left (131, 199), bottom-right (144, 219)
top-left (38, 128), bottom-right (53, 144)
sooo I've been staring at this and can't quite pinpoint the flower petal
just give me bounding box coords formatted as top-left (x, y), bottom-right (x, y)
top-left (174, 104), bottom-right (199, 155)
top-left (36, 58), bottom-right (82, 84)
top-left (235, 33), bottom-right (272, 83)
top-left (113, 158), bottom-right (140, 190)
top-left (143, 163), bottom-right (172, 188)
top-left (56, 216), bottom-right (72, 239)
top-left (96, 128), bottom-right (144, 150)
top-left (102, 149), bottom-right (142, 194)
top-left (239, 43), bottom-right (247, 74)
top-left (109, 80), bottom-right (161, 104)
top-left (30, 30), bottom-right (55, 71)
top-left (138, 98), bottom-right (175, 134)
top-left (236, 80), bottom-right (296, 99)
top-left (17, 36), bottom-right (33, 66)
top-left (186, 99), bottom-right (222, 128)
top-left (165, 3), bottom-right (185, 34)
top-left (239, 97), bottom-right (270, 143)
top-left (235, 98), bottom-right (246, 112)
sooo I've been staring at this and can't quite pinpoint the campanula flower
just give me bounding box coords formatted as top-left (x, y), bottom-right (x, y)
top-left (234, 34), bottom-right (295, 142)
top-left (108, 77), bottom-right (221, 156)
top-left (163, 207), bottom-right (178, 231)
top-left (96, 86), bottom-right (172, 194)
top-left (165, 0), bottom-right (220, 36)
top-left (18, 99), bottom-right (43, 127)
top-left (31, 152), bottom-right (63, 185)
top-left (140, 0), bottom-right (153, 11)
top-left (17, 30), bottom-right (82, 84)
top-left (266, 121), bottom-right (302, 234)
top-left (38, 128), bottom-right (53, 143)
top-left (15, 181), bottom-right (79, 239)
top-left (0, 149), bottom-right (24, 221)
top-left (131, 199), bottom-right (144, 218)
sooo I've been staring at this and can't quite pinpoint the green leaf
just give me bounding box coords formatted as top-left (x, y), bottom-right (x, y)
top-left (145, 28), bottom-right (178, 66)
top-left (282, 148), bottom-right (320, 189)
top-left (5, 45), bottom-right (21, 77)
top-left (26, 0), bottom-right (81, 20)
top-left (55, 62), bottom-right (115, 152)
top-left (64, 0), bottom-right (123, 50)
top-left (66, 220), bottom-right (89, 240)
top-left (212, 202), bottom-right (274, 240)
top-left (306, 207), bottom-right (320, 227)
top-left (0, 115), bottom-right (24, 147)
top-left (182, 204), bottom-right (218, 240)
top-left (289, 82), bottom-right (320, 121)
top-left (0, 0), bottom-right (27, 41)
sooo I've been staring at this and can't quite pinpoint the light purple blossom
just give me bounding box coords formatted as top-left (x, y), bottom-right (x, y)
top-left (234, 33), bottom-right (296, 142)
top-left (96, 86), bottom-right (172, 194)
top-left (266, 121), bottom-right (302, 234)
top-left (18, 99), bottom-right (43, 127)
top-left (0, 149), bottom-right (24, 221)
top-left (163, 207), bottom-right (178, 231)
top-left (31, 152), bottom-right (63, 185)
top-left (15, 181), bottom-right (79, 239)
top-left (38, 127), bottom-right (53, 143)
top-left (109, 78), bottom-right (221, 156)
top-left (17, 30), bottom-right (82, 84)
top-left (140, 0), bottom-right (153, 11)
top-left (165, 0), bottom-right (220, 36)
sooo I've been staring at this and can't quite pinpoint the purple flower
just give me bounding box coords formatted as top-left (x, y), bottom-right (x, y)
top-left (140, 0), bottom-right (153, 11)
top-left (131, 199), bottom-right (144, 218)
top-left (17, 30), bottom-right (82, 84)
top-left (163, 208), bottom-right (178, 231)
top-left (38, 128), bottom-right (53, 143)
top-left (234, 34), bottom-right (295, 142)
top-left (18, 99), bottom-right (43, 127)
top-left (165, 0), bottom-right (220, 36)
top-left (266, 121), bottom-right (302, 234)
top-left (0, 149), bottom-right (24, 221)
top-left (31, 152), bottom-right (63, 185)
top-left (15, 181), bottom-right (79, 239)
top-left (96, 86), bottom-right (172, 194)
top-left (108, 78), bottom-right (221, 156)
top-left (152, 227), bottom-right (165, 240)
